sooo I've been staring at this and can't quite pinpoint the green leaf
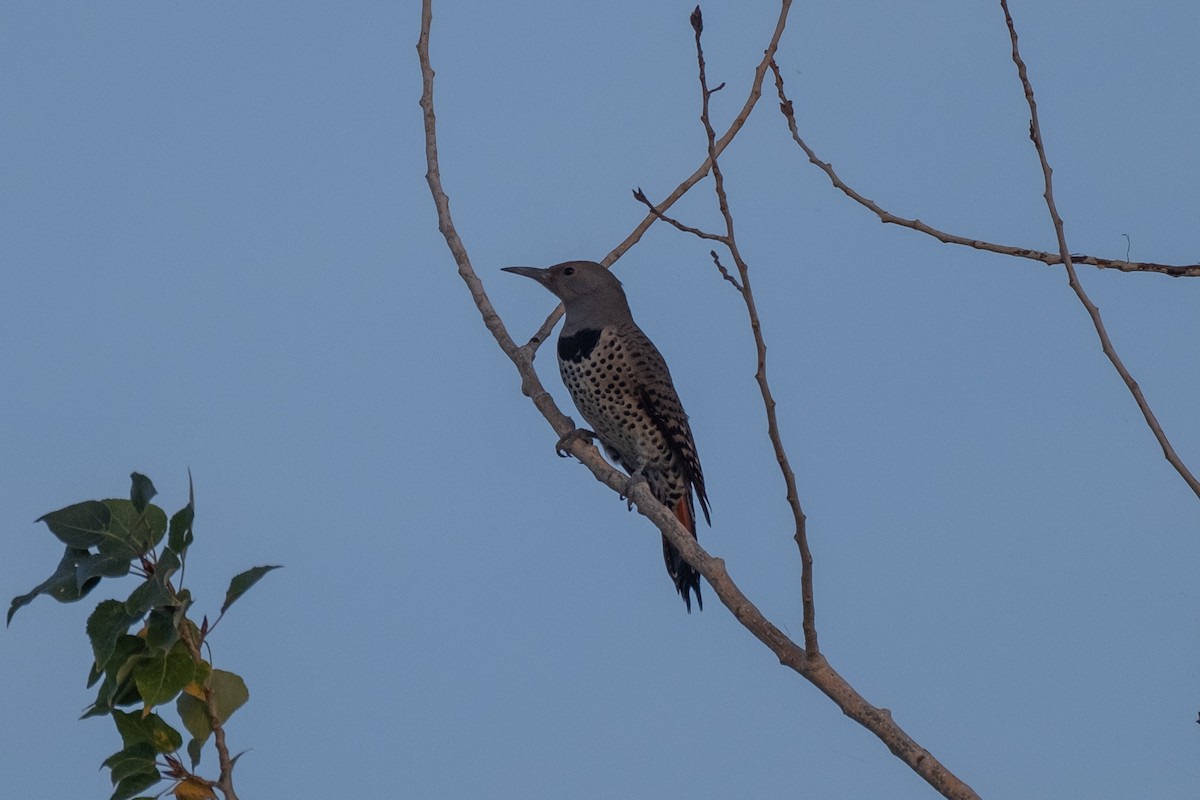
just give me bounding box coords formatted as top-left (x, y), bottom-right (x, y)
top-left (176, 666), bottom-right (245, 752)
top-left (168, 504), bottom-right (194, 555)
top-left (177, 659), bottom-right (216, 767)
top-left (102, 499), bottom-right (168, 557)
top-left (177, 692), bottom-right (211, 747)
top-left (111, 635), bottom-right (148, 683)
top-left (84, 635), bottom-right (147, 717)
top-left (175, 589), bottom-right (193, 619)
top-left (124, 579), bottom-right (174, 619)
top-left (7, 591), bottom-right (37, 625)
top-left (109, 770), bottom-right (161, 800)
top-left (190, 658), bottom-right (212, 689)
top-left (133, 641), bottom-right (197, 709)
top-left (124, 548), bottom-right (181, 618)
top-left (186, 736), bottom-right (205, 769)
top-left (88, 635), bottom-right (146, 715)
top-left (76, 551), bottom-right (134, 584)
top-left (206, 669), bottom-right (249, 724)
top-left (111, 709), bottom-right (183, 754)
top-left (156, 546), bottom-right (181, 577)
top-left (8, 546), bottom-right (101, 625)
top-left (102, 742), bottom-right (157, 783)
top-left (37, 500), bottom-right (110, 548)
top-left (129, 473), bottom-right (157, 514)
top-left (87, 600), bottom-right (139, 669)
top-left (168, 471), bottom-right (196, 555)
top-left (82, 702), bottom-right (112, 720)
top-left (144, 607), bottom-right (180, 652)
top-left (84, 655), bottom-right (145, 716)
top-left (220, 565), bottom-right (282, 615)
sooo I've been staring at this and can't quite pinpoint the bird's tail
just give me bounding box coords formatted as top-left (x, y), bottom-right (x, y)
top-left (663, 495), bottom-right (702, 612)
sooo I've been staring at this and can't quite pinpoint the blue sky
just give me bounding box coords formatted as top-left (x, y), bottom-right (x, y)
top-left (3, 2), bottom-right (1198, 797)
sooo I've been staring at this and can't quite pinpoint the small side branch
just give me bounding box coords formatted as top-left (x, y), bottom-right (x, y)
top-left (632, 187), bottom-right (729, 244)
top-left (708, 250), bottom-right (744, 293)
top-left (524, 0), bottom-right (797, 352)
top-left (1000, 0), bottom-right (1200, 500)
top-left (768, 62), bottom-right (1200, 279)
top-left (604, 0), bottom-right (792, 267)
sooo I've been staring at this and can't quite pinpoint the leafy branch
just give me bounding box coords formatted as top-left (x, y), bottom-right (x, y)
top-left (9, 473), bottom-right (280, 800)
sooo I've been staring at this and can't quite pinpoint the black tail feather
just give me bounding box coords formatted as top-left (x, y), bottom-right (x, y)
top-left (662, 535), bottom-right (703, 612)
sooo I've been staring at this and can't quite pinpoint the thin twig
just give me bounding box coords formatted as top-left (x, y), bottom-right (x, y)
top-left (768, 62), bottom-right (1200, 280)
top-left (708, 250), bottom-right (744, 293)
top-left (524, 0), bottom-right (796, 351)
top-left (420, 4), bottom-right (981, 799)
top-left (1000, 0), bottom-right (1200, 500)
top-left (632, 187), bottom-right (729, 244)
top-left (690, 5), bottom-right (817, 658)
top-left (631, 189), bottom-right (744, 293)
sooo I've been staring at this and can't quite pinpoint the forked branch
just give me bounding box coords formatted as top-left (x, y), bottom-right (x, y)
top-left (767, 65), bottom-right (1200, 279)
top-left (419, 2), bottom-right (981, 798)
top-left (687, 4), bottom-right (816, 657)
top-left (524, 0), bottom-right (795, 350)
top-left (999, 0), bottom-right (1200, 500)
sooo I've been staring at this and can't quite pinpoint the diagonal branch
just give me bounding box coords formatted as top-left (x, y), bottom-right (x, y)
top-left (417, 0), bottom-right (578, 443)
top-left (419, 3), bottom-right (980, 799)
top-left (768, 63), bottom-right (1200, 280)
top-left (999, 0), bottom-right (1200, 500)
top-left (524, 0), bottom-right (795, 351)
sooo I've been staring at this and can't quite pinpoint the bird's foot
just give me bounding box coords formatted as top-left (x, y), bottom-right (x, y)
top-left (621, 469), bottom-right (648, 511)
top-left (555, 428), bottom-right (596, 458)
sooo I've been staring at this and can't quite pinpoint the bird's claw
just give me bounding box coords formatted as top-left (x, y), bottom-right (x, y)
top-left (620, 470), bottom-right (648, 512)
top-left (555, 428), bottom-right (596, 458)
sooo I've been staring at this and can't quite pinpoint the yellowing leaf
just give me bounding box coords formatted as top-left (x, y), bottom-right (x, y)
top-left (152, 726), bottom-right (178, 751)
top-left (173, 777), bottom-right (218, 800)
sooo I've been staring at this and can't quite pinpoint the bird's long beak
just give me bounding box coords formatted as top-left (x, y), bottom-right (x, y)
top-left (501, 266), bottom-right (551, 285)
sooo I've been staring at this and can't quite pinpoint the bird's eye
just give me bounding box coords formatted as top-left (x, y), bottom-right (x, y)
top-left (563, 266), bottom-right (575, 276)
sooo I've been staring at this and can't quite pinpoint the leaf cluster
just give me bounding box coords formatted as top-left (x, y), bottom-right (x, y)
top-left (9, 473), bottom-right (280, 800)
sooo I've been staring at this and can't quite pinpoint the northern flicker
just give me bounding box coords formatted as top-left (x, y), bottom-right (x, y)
top-left (503, 260), bottom-right (711, 611)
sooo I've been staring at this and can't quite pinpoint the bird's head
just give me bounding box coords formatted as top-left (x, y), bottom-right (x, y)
top-left (502, 261), bottom-right (624, 305)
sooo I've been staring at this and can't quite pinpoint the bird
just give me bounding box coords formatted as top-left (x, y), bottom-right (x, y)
top-left (503, 260), bottom-right (711, 611)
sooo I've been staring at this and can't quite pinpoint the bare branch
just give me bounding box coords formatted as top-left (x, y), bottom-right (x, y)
top-left (524, 0), bottom-right (797, 351)
top-left (708, 250), bottom-right (744, 293)
top-left (421, 3), bottom-right (980, 798)
top-left (632, 187), bottom-right (729, 244)
top-left (605, 2), bottom-right (792, 266)
top-left (768, 62), bottom-right (1200, 279)
top-left (417, 2), bottom-right (528, 368)
top-left (690, 5), bottom-right (817, 659)
top-left (1000, 0), bottom-right (1200, 500)
top-left (559, 433), bottom-right (980, 800)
